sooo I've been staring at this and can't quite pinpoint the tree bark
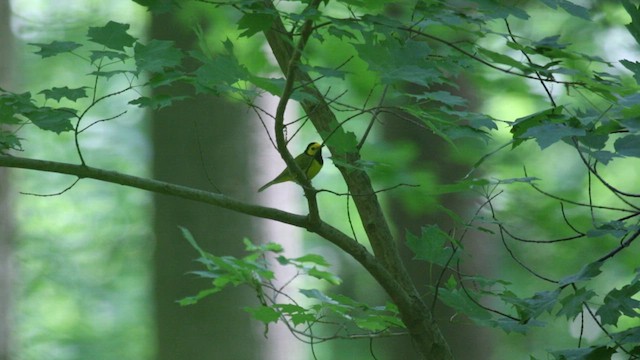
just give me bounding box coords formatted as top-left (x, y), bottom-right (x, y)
top-left (0, 0), bottom-right (15, 357)
top-left (151, 11), bottom-right (261, 360)
top-left (261, 1), bottom-right (454, 358)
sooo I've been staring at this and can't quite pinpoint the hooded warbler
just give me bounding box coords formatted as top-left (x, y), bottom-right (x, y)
top-left (258, 142), bottom-right (323, 192)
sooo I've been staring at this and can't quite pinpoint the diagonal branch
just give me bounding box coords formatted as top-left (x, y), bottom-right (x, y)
top-left (261, 1), bottom-right (453, 359)
top-left (0, 154), bottom-right (404, 311)
top-left (273, 0), bottom-right (322, 225)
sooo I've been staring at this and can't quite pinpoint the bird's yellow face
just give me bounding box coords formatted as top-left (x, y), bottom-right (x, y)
top-left (305, 142), bottom-right (322, 156)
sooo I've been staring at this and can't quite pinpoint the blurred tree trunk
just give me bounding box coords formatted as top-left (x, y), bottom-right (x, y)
top-left (151, 11), bottom-right (261, 360)
top-left (0, 0), bottom-right (14, 358)
top-left (383, 102), bottom-right (494, 359)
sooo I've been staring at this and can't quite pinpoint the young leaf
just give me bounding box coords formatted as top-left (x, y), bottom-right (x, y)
top-left (291, 254), bottom-right (330, 266)
top-left (244, 306), bottom-right (280, 324)
top-left (307, 267), bottom-right (342, 285)
top-left (87, 21), bottom-right (136, 51)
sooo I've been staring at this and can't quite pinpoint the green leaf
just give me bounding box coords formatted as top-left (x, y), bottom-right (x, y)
top-left (550, 346), bottom-right (616, 360)
top-left (621, 59), bottom-right (640, 84)
top-left (244, 306), bottom-right (280, 324)
top-left (408, 91), bottom-right (467, 107)
top-left (129, 94), bottom-right (189, 110)
top-left (38, 86), bottom-right (88, 102)
top-left (87, 21), bottom-right (136, 51)
top-left (134, 40), bottom-right (183, 73)
top-left (614, 135), bottom-right (640, 158)
top-left (522, 123), bottom-right (585, 150)
top-left (538, 0), bottom-right (590, 20)
top-left (355, 38), bottom-right (439, 87)
top-left (89, 50), bottom-right (129, 63)
top-left (242, 238), bottom-right (283, 253)
top-left (406, 225), bottom-right (456, 266)
top-left (0, 91), bottom-right (36, 124)
top-left (0, 130), bottom-right (22, 152)
top-left (237, 12), bottom-right (275, 38)
top-left (557, 287), bottom-right (596, 320)
top-left (307, 267), bottom-right (342, 285)
top-left (511, 106), bottom-right (565, 147)
top-left (489, 317), bottom-right (540, 334)
top-left (558, 262), bottom-right (602, 286)
top-left (300, 288), bottom-right (338, 304)
top-left (180, 226), bottom-right (207, 258)
top-left (622, 0), bottom-right (640, 45)
top-left (178, 288), bottom-right (218, 306)
top-left (291, 254), bottom-right (330, 266)
top-left (596, 280), bottom-right (640, 326)
top-left (354, 315), bottom-right (394, 331)
top-left (437, 281), bottom-right (492, 323)
top-left (504, 289), bottom-right (561, 321)
top-left (30, 41), bottom-right (82, 58)
top-left (478, 48), bottom-right (529, 72)
top-left (89, 69), bottom-right (135, 79)
top-left (26, 107), bottom-right (75, 133)
top-left (586, 221), bottom-right (631, 238)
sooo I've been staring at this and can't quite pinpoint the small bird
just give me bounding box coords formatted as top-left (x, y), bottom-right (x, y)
top-left (258, 142), bottom-right (324, 192)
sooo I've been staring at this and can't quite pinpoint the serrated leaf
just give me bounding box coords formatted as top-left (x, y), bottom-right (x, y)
top-left (406, 225), bottom-right (456, 266)
top-left (557, 287), bottom-right (596, 320)
top-left (522, 123), bottom-right (585, 149)
top-left (87, 21), bottom-right (136, 51)
top-left (134, 40), bottom-right (183, 73)
top-left (30, 41), bottom-right (82, 58)
top-left (0, 131), bottom-right (22, 152)
top-left (39, 86), bottom-right (88, 102)
top-left (596, 280), bottom-right (640, 326)
top-left (504, 289), bottom-right (561, 321)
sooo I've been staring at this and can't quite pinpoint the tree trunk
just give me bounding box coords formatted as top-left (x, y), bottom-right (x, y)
top-left (0, 0), bottom-right (15, 358)
top-left (151, 11), bottom-right (262, 360)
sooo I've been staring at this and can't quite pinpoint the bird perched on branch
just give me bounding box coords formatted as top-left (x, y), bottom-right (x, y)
top-left (258, 142), bottom-right (324, 192)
